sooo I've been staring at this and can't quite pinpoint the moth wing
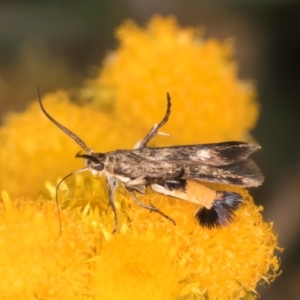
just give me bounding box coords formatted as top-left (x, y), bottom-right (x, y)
top-left (181, 159), bottom-right (264, 187)
top-left (133, 141), bottom-right (260, 166)
top-left (110, 150), bottom-right (184, 179)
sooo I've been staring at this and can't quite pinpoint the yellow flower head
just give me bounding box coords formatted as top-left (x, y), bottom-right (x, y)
top-left (96, 15), bottom-right (259, 145)
top-left (45, 174), bottom-right (280, 300)
top-left (0, 191), bottom-right (95, 300)
top-left (0, 15), bottom-right (280, 300)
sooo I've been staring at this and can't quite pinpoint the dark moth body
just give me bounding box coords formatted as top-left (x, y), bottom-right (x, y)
top-left (38, 88), bottom-right (264, 232)
top-left (97, 141), bottom-right (262, 187)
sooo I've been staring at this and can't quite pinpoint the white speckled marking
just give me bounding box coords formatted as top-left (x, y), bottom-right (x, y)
top-left (197, 149), bottom-right (211, 160)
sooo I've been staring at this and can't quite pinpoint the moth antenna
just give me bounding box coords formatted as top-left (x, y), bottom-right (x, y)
top-left (158, 92), bottom-right (172, 128)
top-left (36, 85), bottom-right (92, 153)
top-left (134, 93), bottom-right (172, 149)
top-left (195, 192), bottom-right (243, 228)
top-left (55, 167), bottom-right (89, 235)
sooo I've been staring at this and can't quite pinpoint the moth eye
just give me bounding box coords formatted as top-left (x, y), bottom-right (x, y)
top-left (93, 163), bottom-right (104, 171)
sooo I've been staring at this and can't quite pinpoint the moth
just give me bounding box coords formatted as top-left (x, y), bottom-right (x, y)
top-left (37, 86), bottom-right (263, 232)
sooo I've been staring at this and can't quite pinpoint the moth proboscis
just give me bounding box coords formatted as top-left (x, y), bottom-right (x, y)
top-left (37, 86), bottom-right (264, 233)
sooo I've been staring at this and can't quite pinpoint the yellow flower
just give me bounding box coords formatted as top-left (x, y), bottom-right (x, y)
top-left (0, 177), bottom-right (280, 299)
top-left (45, 175), bottom-right (280, 300)
top-left (0, 191), bottom-right (95, 300)
top-left (0, 15), bottom-right (280, 300)
top-left (94, 15), bottom-right (259, 145)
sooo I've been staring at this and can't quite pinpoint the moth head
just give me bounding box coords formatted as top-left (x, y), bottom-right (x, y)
top-left (76, 152), bottom-right (106, 175)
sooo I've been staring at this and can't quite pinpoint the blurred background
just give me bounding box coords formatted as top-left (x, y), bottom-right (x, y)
top-left (0, 1), bottom-right (299, 298)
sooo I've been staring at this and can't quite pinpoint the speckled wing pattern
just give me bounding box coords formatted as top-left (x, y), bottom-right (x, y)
top-left (110, 141), bottom-right (264, 188)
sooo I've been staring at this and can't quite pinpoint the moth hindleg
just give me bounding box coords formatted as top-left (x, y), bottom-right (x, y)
top-left (134, 93), bottom-right (172, 149)
top-left (106, 176), bottom-right (119, 233)
top-left (126, 188), bottom-right (176, 226)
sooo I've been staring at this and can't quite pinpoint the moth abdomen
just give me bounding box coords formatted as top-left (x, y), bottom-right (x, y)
top-left (195, 191), bottom-right (243, 229)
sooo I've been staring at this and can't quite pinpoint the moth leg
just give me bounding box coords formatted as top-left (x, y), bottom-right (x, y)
top-left (106, 176), bottom-right (119, 233)
top-left (134, 93), bottom-right (172, 149)
top-left (127, 189), bottom-right (176, 226)
top-left (126, 175), bottom-right (146, 186)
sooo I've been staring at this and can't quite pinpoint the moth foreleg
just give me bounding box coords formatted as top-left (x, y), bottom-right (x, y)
top-left (134, 93), bottom-right (172, 149)
top-left (127, 188), bottom-right (176, 226)
top-left (106, 176), bottom-right (119, 233)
